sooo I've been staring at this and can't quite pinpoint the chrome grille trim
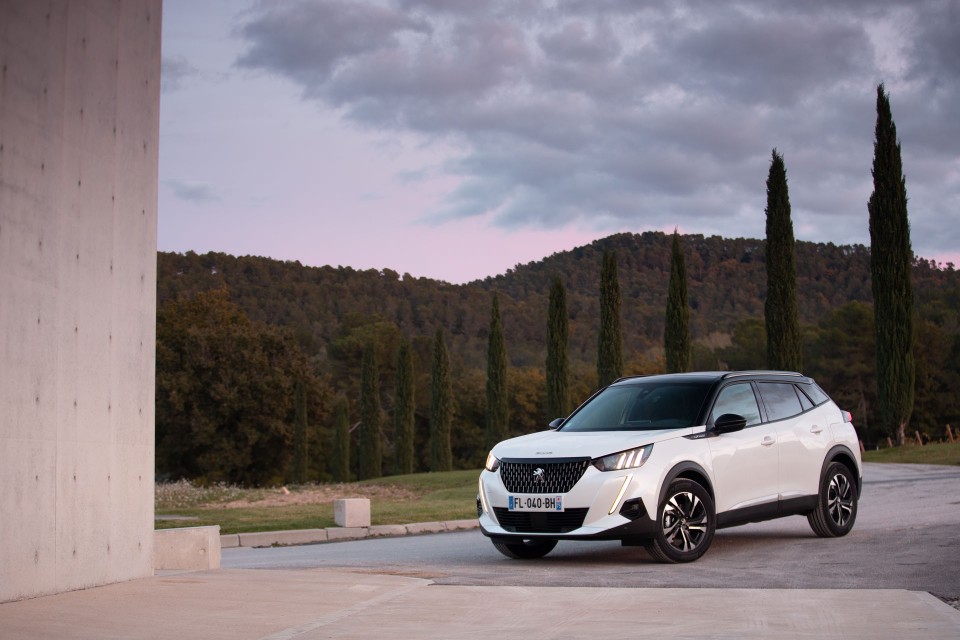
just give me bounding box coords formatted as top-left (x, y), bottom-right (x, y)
top-left (499, 458), bottom-right (590, 494)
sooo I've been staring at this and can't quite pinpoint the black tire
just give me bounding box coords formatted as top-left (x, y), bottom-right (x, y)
top-left (807, 461), bottom-right (858, 537)
top-left (492, 538), bottom-right (558, 559)
top-left (645, 478), bottom-right (716, 563)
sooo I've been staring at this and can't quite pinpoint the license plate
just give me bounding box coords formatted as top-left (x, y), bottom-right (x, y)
top-left (508, 495), bottom-right (564, 512)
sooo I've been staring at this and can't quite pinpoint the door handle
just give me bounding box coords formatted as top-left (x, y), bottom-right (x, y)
top-left (810, 425), bottom-right (823, 434)
top-left (762, 436), bottom-right (775, 446)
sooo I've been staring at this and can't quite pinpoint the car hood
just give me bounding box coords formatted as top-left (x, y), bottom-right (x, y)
top-left (491, 426), bottom-right (704, 460)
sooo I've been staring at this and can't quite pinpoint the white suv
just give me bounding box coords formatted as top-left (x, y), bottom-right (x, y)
top-left (478, 371), bottom-right (862, 563)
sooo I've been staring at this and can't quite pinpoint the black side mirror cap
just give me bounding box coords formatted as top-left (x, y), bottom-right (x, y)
top-left (548, 418), bottom-right (564, 430)
top-left (713, 413), bottom-right (747, 434)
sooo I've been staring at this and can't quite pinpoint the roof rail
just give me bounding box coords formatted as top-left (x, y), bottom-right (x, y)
top-left (611, 374), bottom-right (650, 384)
top-left (722, 370), bottom-right (802, 379)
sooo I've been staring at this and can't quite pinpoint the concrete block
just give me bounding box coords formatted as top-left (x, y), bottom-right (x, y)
top-left (369, 525), bottom-right (408, 538)
top-left (325, 527), bottom-right (369, 542)
top-left (334, 498), bottom-right (371, 527)
top-left (405, 522), bottom-right (446, 535)
top-left (154, 526), bottom-right (220, 572)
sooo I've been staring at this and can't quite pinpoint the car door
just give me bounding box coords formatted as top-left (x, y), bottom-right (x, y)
top-left (757, 382), bottom-right (834, 502)
top-left (706, 382), bottom-right (779, 516)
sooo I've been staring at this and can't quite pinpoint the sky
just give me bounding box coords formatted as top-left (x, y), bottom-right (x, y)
top-left (159, 0), bottom-right (960, 284)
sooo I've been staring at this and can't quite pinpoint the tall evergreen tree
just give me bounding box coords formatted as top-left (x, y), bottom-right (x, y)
top-left (358, 342), bottom-right (382, 479)
top-left (291, 378), bottom-right (308, 484)
top-left (546, 275), bottom-right (571, 419)
top-left (485, 294), bottom-right (509, 449)
top-left (664, 231), bottom-right (692, 373)
top-left (430, 328), bottom-right (453, 471)
top-left (764, 149), bottom-right (803, 372)
top-left (868, 83), bottom-right (915, 444)
top-left (332, 397), bottom-right (350, 482)
top-left (597, 249), bottom-right (624, 387)
top-left (393, 340), bottom-right (415, 475)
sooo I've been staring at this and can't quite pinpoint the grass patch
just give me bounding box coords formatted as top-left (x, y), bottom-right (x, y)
top-left (155, 469), bottom-right (480, 534)
top-left (863, 441), bottom-right (960, 466)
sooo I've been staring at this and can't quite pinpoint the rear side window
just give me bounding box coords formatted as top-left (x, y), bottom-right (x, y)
top-left (757, 382), bottom-right (803, 421)
top-left (709, 383), bottom-right (762, 427)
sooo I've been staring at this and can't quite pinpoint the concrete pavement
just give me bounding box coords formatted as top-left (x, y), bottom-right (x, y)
top-left (2, 566), bottom-right (959, 639)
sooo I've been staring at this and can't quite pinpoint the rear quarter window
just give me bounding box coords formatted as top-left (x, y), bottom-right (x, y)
top-left (798, 382), bottom-right (830, 406)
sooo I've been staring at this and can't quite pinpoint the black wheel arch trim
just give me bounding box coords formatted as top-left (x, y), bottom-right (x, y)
top-left (659, 461), bottom-right (715, 505)
top-left (821, 444), bottom-right (862, 494)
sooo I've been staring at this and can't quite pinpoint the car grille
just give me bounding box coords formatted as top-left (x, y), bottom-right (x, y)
top-left (493, 508), bottom-right (589, 533)
top-left (499, 459), bottom-right (591, 494)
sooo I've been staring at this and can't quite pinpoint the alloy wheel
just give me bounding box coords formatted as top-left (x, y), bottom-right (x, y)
top-left (661, 491), bottom-right (708, 552)
top-left (827, 472), bottom-right (854, 527)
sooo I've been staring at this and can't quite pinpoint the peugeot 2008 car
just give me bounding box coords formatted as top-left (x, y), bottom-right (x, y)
top-left (478, 371), bottom-right (862, 563)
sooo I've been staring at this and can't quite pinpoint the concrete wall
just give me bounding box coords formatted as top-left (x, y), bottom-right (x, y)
top-left (0, 1), bottom-right (161, 602)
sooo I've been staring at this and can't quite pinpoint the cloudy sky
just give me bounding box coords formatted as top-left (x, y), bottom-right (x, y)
top-left (160, 0), bottom-right (959, 283)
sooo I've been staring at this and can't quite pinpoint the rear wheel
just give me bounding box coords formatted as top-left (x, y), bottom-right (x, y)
top-left (807, 461), bottom-right (858, 537)
top-left (645, 478), bottom-right (716, 563)
top-left (492, 538), bottom-right (558, 559)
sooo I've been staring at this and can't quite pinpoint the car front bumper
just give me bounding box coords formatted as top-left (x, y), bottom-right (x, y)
top-left (478, 464), bottom-right (659, 542)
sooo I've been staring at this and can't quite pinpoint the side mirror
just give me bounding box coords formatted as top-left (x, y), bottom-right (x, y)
top-left (713, 413), bottom-right (747, 434)
top-left (548, 418), bottom-right (564, 430)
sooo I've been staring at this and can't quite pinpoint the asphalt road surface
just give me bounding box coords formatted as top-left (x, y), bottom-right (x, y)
top-left (223, 463), bottom-right (960, 600)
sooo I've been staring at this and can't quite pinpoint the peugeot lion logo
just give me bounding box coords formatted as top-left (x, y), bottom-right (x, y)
top-left (532, 468), bottom-right (546, 483)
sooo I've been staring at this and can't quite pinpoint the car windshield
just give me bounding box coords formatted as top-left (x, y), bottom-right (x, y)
top-left (560, 381), bottom-right (711, 432)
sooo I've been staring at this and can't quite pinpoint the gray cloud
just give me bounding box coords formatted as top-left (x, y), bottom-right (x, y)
top-left (235, 0), bottom-right (960, 257)
top-left (167, 180), bottom-right (220, 204)
top-left (161, 55), bottom-right (200, 92)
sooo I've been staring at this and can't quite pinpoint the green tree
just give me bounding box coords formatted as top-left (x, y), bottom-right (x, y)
top-left (721, 318), bottom-right (767, 371)
top-left (804, 302), bottom-right (877, 444)
top-left (486, 294), bottom-right (509, 449)
top-left (597, 249), bottom-right (624, 387)
top-left (332, 397), bottom-right (351, 482)
top-left (291, 378), bottom-right (308, 484)
top-left (546, 275), bottom-right (571, 419)
top-left (155, 289), bottom-right (308, 486)
top-left (665, 231), bottom-right (692, 373)
top-left (430, 328), bottom-right (453, 471)
top-left (764, 149), bottom-right (803, 372)
top-left (868, 84), bottom-right (915, 444)
top-left (358, 342), bottom-right (382, 479)
top-left (393, 340), bottom-right (415, 475)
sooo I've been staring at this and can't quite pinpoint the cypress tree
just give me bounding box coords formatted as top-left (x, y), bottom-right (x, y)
top-left (597, 249), bottom-right (624, 387)
top-left (358, 342), bottom-right (382, 479)
top-left (664, 231), bottom-right (692, 373)
top-left (430, 328), bottom-right (453, 471)
top-left (868, 83), bottom-right (915, 444)
top-left (764, 149), bottom-right (803, 372)
top-left (332, 397), bottom-right (350, 482)
top-left (546, 275), bottom-right (571, 419)
top-left (291, 377), bottom-right (308, 484)
top-left (393, 340), bottom-right (415, 476)
top-left (485, 294), bottom-right (509, 449)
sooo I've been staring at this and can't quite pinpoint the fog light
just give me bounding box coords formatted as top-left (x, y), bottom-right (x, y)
top-left (619, 497), bottom-right (647, 521)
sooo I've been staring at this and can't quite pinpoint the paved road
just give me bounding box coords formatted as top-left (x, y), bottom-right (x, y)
top-left (223, 463), bottom-right (960, 600)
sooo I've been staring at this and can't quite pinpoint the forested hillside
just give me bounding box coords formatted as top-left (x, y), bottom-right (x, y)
top-left (156, 232), bottom-right (960, 484)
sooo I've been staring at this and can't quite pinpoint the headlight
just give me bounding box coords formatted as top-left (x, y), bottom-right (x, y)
top-left (592, 445), bottom-right (652, 472)
top-left (484, 451), bottom-right (500, 472)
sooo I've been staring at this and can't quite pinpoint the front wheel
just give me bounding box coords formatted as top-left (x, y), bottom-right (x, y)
top-left (807, 461), bottom-right (858, 537)
top-left (492, 538), bottom-right (558, 559)
top-left (645, 478), bottom-right (716, 563)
